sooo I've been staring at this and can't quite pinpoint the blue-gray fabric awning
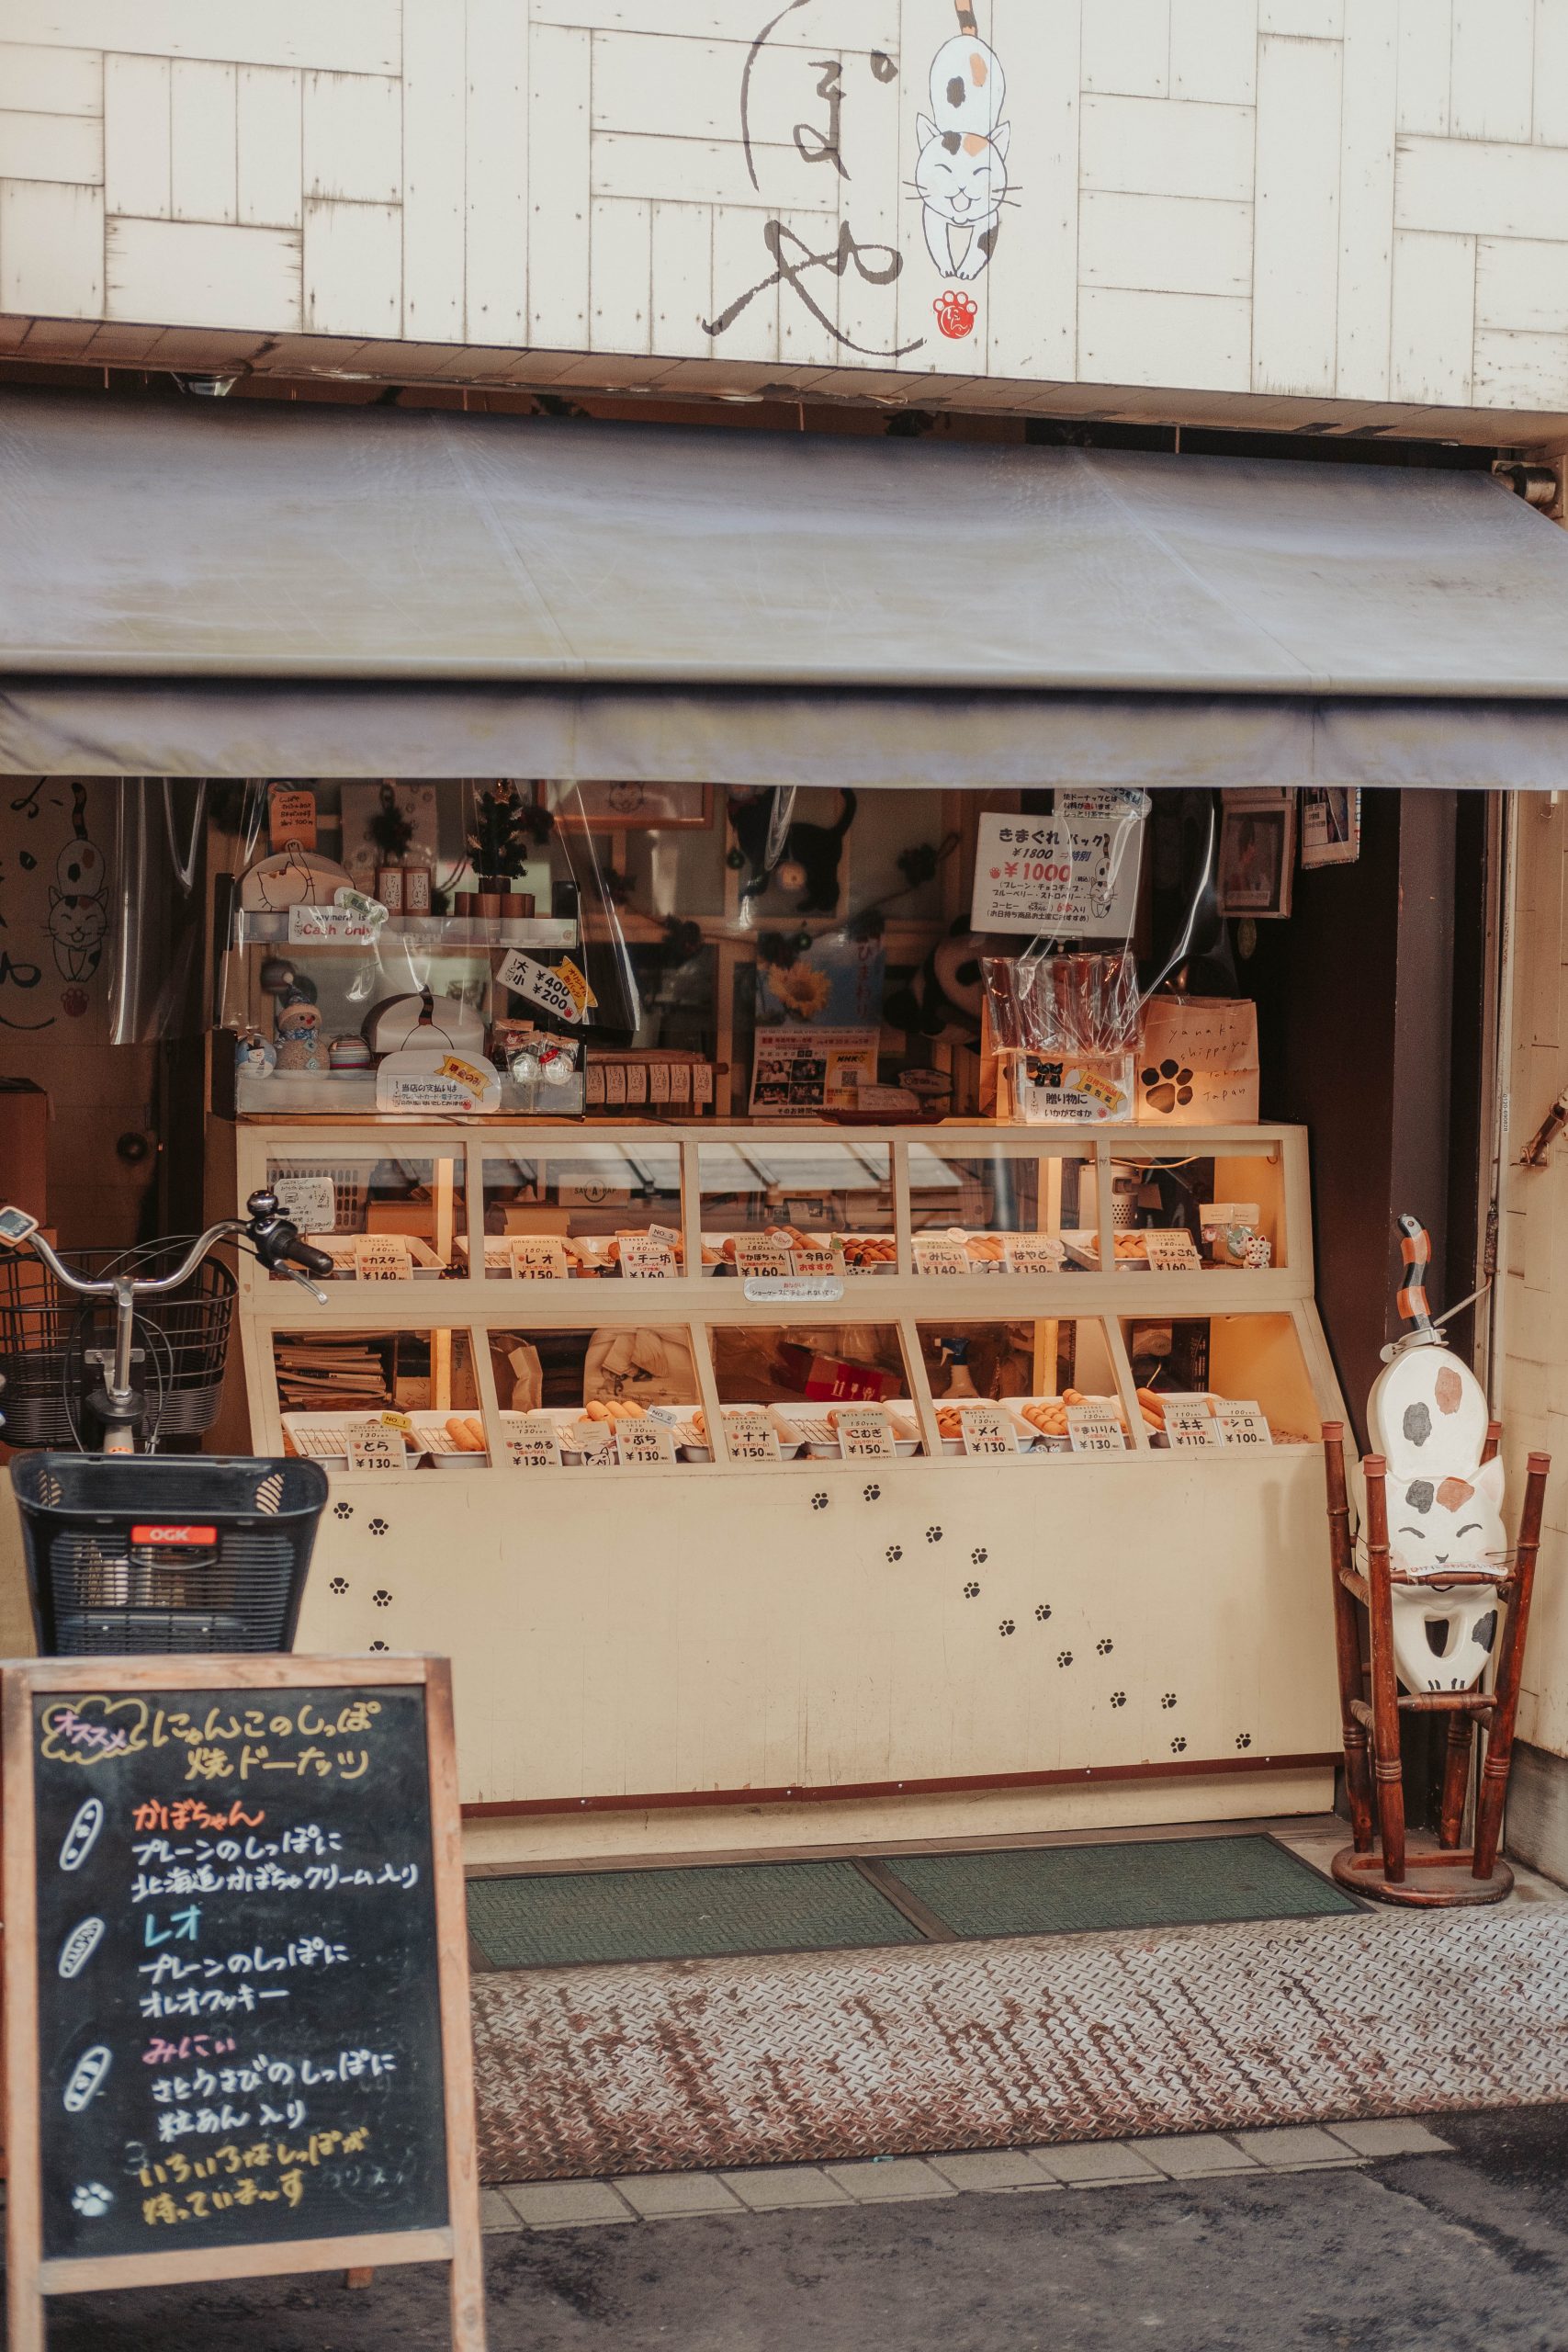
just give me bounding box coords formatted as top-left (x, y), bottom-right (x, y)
top-left (2, 388), bottom-right (1566, 784)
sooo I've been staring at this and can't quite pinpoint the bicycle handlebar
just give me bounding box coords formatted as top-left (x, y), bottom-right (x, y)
top-left (4, 1190), bottom-right (334, 1297)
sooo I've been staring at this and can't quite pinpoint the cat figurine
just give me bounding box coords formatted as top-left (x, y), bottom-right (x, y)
top-left (918, 9), bottom-right (1010, 283)
top-left (1359, 1338), bottom-right (1507, 1695)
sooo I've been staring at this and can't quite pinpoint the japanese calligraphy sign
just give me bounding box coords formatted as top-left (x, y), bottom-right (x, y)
top-left (4, 1657), bottom-right (484, 2349)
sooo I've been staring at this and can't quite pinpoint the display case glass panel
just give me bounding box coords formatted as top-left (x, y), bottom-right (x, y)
top-left (915, 1317), bottom-right (1132, 1452)
top-left (1121, 1312), bottom-right (1317, 1448)
top-left (696, 1139), bottom-right (895, 1276)
top-left (905, 1142), bottom-right (1096, 1275)
top-left (706, 1322), bottom-right (928, 1458)
top-left (1103, 1145), bottom-right (1287, 1272)
top-left (276, 1328), bottom-right (480, 1464)
top-left (479, 1143), bottom-right (685, 1276)
top-left (485, 1322), bottom-right (700, 1464)
top-left (264, 1148), bottom-right (468, 1279)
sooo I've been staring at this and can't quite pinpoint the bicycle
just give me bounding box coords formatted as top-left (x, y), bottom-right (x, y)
top-left (0, 1191), bottom-right (333, 1453)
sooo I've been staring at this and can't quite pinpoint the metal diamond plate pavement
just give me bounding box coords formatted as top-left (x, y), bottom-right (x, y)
top-left (471, 1907), bottom-right (1568, 2181)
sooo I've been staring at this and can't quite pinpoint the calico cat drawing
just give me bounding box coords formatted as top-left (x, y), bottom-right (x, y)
top-left (918, 5), bottom-right (1010, 282)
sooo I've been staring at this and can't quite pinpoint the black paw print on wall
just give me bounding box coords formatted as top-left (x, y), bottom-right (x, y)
top-left (1161, 1693), bottom-right (1178, 1710)
top-left (1110, 1690), bottom-right (1126, 1708)
top-left (998, 1619), bottom-right (1016, 1637)
top-left (370, 1640), bottom-right (389, 1654)
top-left (1142, 1058), bottom-right (1195, 1115)
top-left (1056, 1650), bottom-right (1074, 1668)
top-left (1170, 1736), bottom-right (1188, 1755)
top-left (1096, 1638), bottom-right (1113, 1657)
top-left (971, 1548), bottom-right (987, 1565)
top-left (964, 1580), bottom-right (980, 1598)
top-left (1235, 1732), bottom-right (1253, 1751)
top-left (863, 1483), bottom-right (881, 1502)
top-left (333, 1501), bottom-right (354, 1521)
top-left (329, 1577), bottom-right (348, 1596)
top-left (1035, 1603), bottom-right (1052, 1623)
top-left (924, 1526), bottom-right (943, 1544)
top-left (373, 1589), bottom-right (392, 1609)
top-left (886, 1544), bottom-right (903, 1563)
top-left (811, 1492), bottom-right (829, 1511)
top-left (368, 1518), bottom-right (389, 1537)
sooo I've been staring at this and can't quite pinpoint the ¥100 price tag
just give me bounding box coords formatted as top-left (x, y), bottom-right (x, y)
top-left (1214, 1400), bottom-right (1272, 1448)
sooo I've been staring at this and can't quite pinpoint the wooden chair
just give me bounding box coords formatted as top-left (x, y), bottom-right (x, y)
top-left (1322, 1419), bottom-right (1550, 1905)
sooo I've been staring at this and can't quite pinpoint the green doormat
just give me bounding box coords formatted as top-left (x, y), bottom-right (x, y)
top-left (881, 1836), bottom-right (1359, 1940)
top-left (467, 1859), bottom-right (923, 1971)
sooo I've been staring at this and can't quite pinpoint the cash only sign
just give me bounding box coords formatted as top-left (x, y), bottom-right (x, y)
top-left (2, 1656), bottom-right (486, 2350)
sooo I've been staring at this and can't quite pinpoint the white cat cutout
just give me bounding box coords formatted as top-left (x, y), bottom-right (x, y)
top-left (918, 28), bottom-right (1010, 282)
top-left (1358, 1343), bottom-right (1507, 1695)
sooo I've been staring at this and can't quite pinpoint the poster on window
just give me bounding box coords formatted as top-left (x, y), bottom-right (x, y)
top-left (750, 1028), bottom-right (880, 1117)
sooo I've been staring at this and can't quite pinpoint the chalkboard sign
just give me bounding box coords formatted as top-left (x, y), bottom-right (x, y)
top-left (4, 1657), bottom-right (484, 2352)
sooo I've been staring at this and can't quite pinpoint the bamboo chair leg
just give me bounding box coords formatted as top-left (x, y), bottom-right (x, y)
top-left (1481, 1419), bottom-right (1503, 1467)
top-left (1322, 1422), bottom-right (1373, 1849)
top-left (1438, 1713), bottom-right (1473, 1850)
top-left (1473, 1451), bottom-right (1551, 1880)
top-left (1363, 1455), bottom-right (1407, 1883)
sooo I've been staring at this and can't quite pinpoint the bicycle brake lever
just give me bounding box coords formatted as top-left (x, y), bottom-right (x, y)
top-left (279, 1262), bottom-right (331, 1306)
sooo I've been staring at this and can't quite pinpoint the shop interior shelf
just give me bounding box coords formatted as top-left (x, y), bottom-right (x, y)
top-left (231, 911), bottom-right (579, 950)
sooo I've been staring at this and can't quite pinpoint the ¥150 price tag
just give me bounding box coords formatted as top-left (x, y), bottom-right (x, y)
top-left (1214, 1400), bottom-right (1272, 1448)
top-left (960, 1405), bottom-right (1017, 1458)
top-left (1004, 1235), bottom-right (1066, 1276)
top-left (1066, 1406), bottom-right (1124, 1454)
top-left (615, 1419), bottom-right (678, 1468)
top-left (724, 1408), bottom-right (781, 1464)
top-left (504, 1412), bottom-right (562, 1470)
top-left (834, 1407), bottom-right (896, 1462)
top-left (512, 1236), bottom-right (569, 1280)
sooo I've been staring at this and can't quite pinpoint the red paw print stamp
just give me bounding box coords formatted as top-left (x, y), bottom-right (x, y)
top-left (933, 288), bottom-right (977, 340)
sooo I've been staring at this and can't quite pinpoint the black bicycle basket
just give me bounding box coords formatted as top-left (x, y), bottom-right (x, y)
top-left (9, 1453), bottom-right (329, 1657)
top-left (0, 1244), bottom-right (235, 1447)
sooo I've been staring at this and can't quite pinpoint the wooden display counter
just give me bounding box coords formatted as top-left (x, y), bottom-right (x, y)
top-left (226, 1117), bottom-right (1348, 1864)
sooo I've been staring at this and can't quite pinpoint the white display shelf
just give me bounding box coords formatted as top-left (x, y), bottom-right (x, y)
top-left (231, 911), bottom-right (578, 951)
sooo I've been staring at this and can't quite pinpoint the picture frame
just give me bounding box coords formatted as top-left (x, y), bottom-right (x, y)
top-left (547, 782), bottom-right (713, 832)
top-left (1301, 786), bottom-right (1362, 870)
top-left (1219, 791), bottom-right (1295, 920)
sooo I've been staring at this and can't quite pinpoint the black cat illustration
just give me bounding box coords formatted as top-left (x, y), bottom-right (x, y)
top-left (728, 788), bottom-right (857, 915)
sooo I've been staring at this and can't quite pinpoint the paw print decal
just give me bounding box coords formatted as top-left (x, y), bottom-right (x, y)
top-left (1160, 1693), bottom-right (1178, 1710)
top-left (1034, 1603), bottom-right (1052, 1622)
top-left (886, 1544), bottom-right (903, 1563)
top-left (1170, 1736), bottom-right (1188, 1754)
top-left (369, 1640), bottom-right (389, 1653)
top-left (863, 1483), bottom-right (882, 1502)
top-left (1235, 1732), bottom-right (1253, 1750)
top-left (1110, 1690), bottom-right (1126, 1708)
top-left (372, 1589), bottom-right (392, 1609)
top-left (1056, 1650), bottom-right (1074, 1668)
top-left (811, 1492), bottom-right (829, 1511)
top-left (1096, 1638), bottom-right (1113, 1656)
top-left (333, 1501), bottom-right (354, 1521)
top-left (368, 1518), bottom-right (389, 1537)
top-left (964, 1580), bottom-right (980, 1598)
top-left (924, 1526), bottom-right (943, 1544)
top-left (329, 1577), bottom-right (348, 1596)
top-left (1141, 1058), bottom-right (1195, 1116)
top-left (971, 1548), bottom-right (987, 1566)
top-left (998, 1619), bottom-right (1016, 1637)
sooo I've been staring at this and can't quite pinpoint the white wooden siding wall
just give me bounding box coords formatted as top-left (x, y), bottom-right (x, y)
top-left (4, 0), bottom-right (1568, 411)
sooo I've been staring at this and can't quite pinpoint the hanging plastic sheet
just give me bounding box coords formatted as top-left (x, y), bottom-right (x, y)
top-left (107, 779), bottom-right (208, 1044)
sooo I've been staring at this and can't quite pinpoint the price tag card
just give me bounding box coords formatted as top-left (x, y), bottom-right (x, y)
top-left (1066, 1405), bottom-right (1125, 1454)
top-left (345, 1424), bottom-right (407, 1473)
top-left (287, 904), bottom-right (379, 945)
top-left (834, 1407), bottom-right (896, 1462)
top-left (913, 1236), bottom-right (969, 1277)
top-left (724, 1408), bottom-right (781, 1464)
top-left (1004, 1235), bottom-right (1066, 1276)
top-left (960, 1404), bottom-right (1018, 1458)
top-left (272, 1174), bottom-right (336, 1233)
top-left (512, 1236), bottom-right (569, 1281)
top-left (496, 949), bottom-right (581, 1024)
top-left (734, 1235), bottom-right (795, 1279)
top-left (620, 1234), bottom-right (679, 1281)
top-left (1142, 1228), bottom-right (1204, 1272)
top-left (615, 1419), bottom-right (679, 1468)
top-left (789, 1244), bottom-right (837, 1280)
top-left (504, 1411), bottom-right (563, 1470)
top-left (1214, 1399), bottom-right (1272, 1448)
top-left (353, 1238), bottom-right (413, 1282)
top-left (1163, 1398), bottom-right (1224, 1451)
top-left (267, 785), bottom-right (318, 851)
top-left (1198, 1204), bottom-right (1261, 1235)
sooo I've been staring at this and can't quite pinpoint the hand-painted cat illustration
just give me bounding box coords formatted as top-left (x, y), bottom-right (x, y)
top-left (1357, 1216), bottom-right (1507, 1694)
top-left (47, 782), bottom-right (108, 982)
top-left (918, 4), bottom-right (1010, 283)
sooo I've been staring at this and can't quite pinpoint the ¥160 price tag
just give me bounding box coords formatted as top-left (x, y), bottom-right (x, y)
top-left (503, 1412), bottom-right (562, 1470)
top-left (733, 1235), bottom-right (795, 1280)
top-left (1142, 1227), bottom-right (1204, 1272)
top-left (1066, 1406), bottom-right (1124, 1454)
top-left (1214, 1400), bottom-right (1272, 1448)
top-left (723, 1408), bottom-right (780, 1464)
top-left (960, 1405), bottom-right (1017, 1458)
top-left (620, 1234), bottom-right (679, 1280)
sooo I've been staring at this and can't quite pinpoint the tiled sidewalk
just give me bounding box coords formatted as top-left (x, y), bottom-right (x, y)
top-left (480, 2119), bottom-right (1450, 2233)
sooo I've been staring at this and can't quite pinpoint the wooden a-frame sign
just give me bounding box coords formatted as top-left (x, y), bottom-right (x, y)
top-left (3, 1653), bottom-right (485, 2350)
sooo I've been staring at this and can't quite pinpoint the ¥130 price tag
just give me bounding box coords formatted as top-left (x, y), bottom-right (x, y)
top-left (723, 1408), bottom-right (781, 1464)
top-left (1214, 1400), bottom-right (1272, 1448)
top-left (345, 1424), bottom-right (407, 1473)
top-left (615, 1419), bottom-right (678, 1468)
top-left (834, 1407), bottom-right (896, 1462)
top-left (1066, 1406), bottom-right (1124, 1454)
top-left (960, 1405), bottom-right (1017, 1458)
top-left (503, 1412), bottom-right (562, 1469)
